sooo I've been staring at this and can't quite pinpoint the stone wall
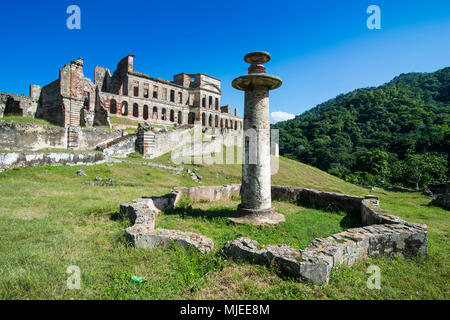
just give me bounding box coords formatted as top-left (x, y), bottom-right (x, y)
top-left (0, 151), bottom-right (104, 170)
top-left (271, 186), bottom-right (364, 215)
top-left (76, 127), bottom-right (123, 150)
top-left (154, 184), bottom-right (428, 284)
top-left (0, 121), bottom-right (123, 151)
top-left (0, 121), bottom-right (67, 150)
top-left (170, 129), bottom-right (243, 162)
top-left (0, 91), bottom-right (37, 118)
top-left (97, 134), bottom-right (137, 159)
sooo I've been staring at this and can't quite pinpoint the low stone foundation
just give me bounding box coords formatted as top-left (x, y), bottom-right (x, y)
top-left (120, 184), bottom-right (428, 284)
top-left (120, 195), bottom-right (214, 254)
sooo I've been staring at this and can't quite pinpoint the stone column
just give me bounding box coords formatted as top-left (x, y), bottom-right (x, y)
top-left (230, 51), bottom-right (285, 225)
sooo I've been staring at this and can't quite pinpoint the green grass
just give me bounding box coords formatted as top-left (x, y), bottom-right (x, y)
top-left (159, 198), bottom-right (360, 250)
top-left (110, 116), bottom-right (141, 127)
top-left (1, 116), bottom-right (56, 126)
top-left (0, 153), bottom-right (448, 300)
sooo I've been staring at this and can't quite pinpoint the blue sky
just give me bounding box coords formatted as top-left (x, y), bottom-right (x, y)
top-left (0, 0), bottom-right (449, 122)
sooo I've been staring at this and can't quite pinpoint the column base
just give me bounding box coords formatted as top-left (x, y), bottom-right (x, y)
top-left (229, 205), bottom-right (285, 226)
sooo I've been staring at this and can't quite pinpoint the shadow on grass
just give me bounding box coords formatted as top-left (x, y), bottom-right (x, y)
top-left (110, 210), bottom-right (123, 221)
top-left (164, 205), bottom-right (236, 221)
top-left (339, 214), bottom-right (363, 230)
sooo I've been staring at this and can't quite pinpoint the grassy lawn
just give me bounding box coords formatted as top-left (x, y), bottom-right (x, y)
top-left (1, 116), bottom-right (56, 127)
top-left (0, 154), bottom-right (448, 299)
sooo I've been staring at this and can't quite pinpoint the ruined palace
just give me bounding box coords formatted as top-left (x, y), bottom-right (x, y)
top-left (0, 55), bottom-right (242, 130)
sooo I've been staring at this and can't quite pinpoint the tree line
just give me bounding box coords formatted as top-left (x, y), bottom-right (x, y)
top-left (272, 67), bottom-right (450, 189)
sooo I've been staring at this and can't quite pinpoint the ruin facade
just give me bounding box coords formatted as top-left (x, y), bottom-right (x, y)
top-left (0, 55), bottom-right (242, 131)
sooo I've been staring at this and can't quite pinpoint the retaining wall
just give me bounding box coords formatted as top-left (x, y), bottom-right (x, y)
top-left (0, 121), bottom-right (122, 151)
top-left (0, 151), bottom-right (105, 170)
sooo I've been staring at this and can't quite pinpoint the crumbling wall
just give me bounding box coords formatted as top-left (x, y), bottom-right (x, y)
top-left (0, 121), bottom-right (123, 151)
top-left (76, 127), bottom-right (123, 150)
top-left (0, 92), bottom-right (36, 118)
top-left (0, 95), bottom-right (7, 117)
top-left (152, 128), bottom-right (195, 158)
top-left (93, 87), bottom-right (110, 127)
top-left (97, 134), bottom-right (137, 159)
top-left (39, 80), bottom-right (64, 126)
top-left (0, 121), bottom-right (67, 150)
top-left (94, 66), bottom-right (112, 92)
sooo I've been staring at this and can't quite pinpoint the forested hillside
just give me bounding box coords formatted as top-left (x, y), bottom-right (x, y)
top-left (273, 67), bottom-right (450, 189)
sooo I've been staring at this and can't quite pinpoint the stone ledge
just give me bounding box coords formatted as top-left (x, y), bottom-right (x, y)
top-left (221, 237), bottom-right (330, 284)
top-left (125, 226), bottom-right (214, 254)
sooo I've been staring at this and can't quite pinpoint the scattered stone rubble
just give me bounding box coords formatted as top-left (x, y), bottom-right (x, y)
top-left (120, 184), bottom-right (428, 284)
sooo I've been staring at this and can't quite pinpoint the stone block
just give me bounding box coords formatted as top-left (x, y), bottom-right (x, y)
top-left (125, 226), bottom-right (214, 254)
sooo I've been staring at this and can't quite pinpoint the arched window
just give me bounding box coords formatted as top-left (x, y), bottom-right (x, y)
top-left (178, 111), bottom-right (182, 124)
top-left (220, 118), bottom-right (223, 128)
top-left (208, 114), bottom-right (212, 127)
top-left (110, 99), bottom-right (117, 114)
top-left (143, 105), bottom-right (149, 120)
top-left (225, 119), bottom-right (228, 128)
top-left (170, 109), bottom-right (175, 122)
top-left (152, 106), bottom-right (158, 120)
top-left (234, 120), bottom-right (237, 130)
top-left (121, 101), bottom-right (128, 116)
top-left (133, 103), bottom-right (139, 117)
top-left (162, 108), bottom-right (167, 121)
top-left (202, 113), bottom-right (206, 126)
top-left (215, 115), bottom-right (218, 127)
top-left (188, 112), bottom-right (195, 124)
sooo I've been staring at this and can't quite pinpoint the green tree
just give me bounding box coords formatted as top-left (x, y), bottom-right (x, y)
top-left (391, 153), bottom-right (447, 189)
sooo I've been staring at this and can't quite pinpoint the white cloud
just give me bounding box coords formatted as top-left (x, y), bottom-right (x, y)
top-left (270, 111), bottom-right (295, 123)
